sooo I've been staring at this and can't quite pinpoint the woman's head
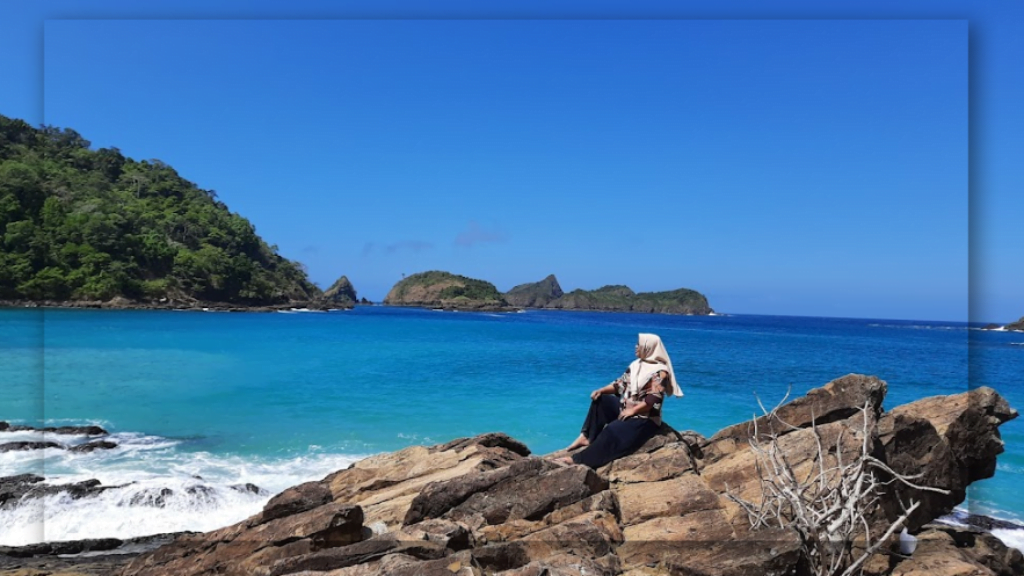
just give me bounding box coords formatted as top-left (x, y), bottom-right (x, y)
top-left (633, 333), bottom-right (681, 397)
top-left (635, 333), bottom-right (664, 361)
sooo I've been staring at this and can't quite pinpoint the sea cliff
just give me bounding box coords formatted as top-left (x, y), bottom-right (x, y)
top-left (506, 275), bottom-right (713, 315)
top-left (4, 375), bottom-right (1018, 576)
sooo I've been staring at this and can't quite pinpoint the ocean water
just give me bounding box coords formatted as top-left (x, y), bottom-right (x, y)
top-left (1, 307), bottom-right (1021, 549)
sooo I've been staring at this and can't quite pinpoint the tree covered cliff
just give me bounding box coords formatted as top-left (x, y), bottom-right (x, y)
top-left (0, 115), bottom-right (318, 305)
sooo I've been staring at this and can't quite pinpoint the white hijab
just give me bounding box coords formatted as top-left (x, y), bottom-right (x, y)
top-left (627, 333), bottom-right (682, 398)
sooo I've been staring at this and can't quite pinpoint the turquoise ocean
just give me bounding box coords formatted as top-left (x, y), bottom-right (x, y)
top-left (1, 307), bottom-right (1022, 549)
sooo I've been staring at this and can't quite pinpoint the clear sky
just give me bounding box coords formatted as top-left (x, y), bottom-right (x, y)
top-left (2, 2), bottom-right (1021, 323)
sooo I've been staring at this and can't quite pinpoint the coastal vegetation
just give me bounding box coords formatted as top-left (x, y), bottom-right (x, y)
top-left (508, 274), bottom-right (713, 315)
top-left (383, 270), bottom-right (510, 310)
top-left (0, 114), bottom-right (318, 306)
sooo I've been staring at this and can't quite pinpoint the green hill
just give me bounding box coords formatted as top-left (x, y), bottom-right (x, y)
top-left (384, 271), bottom-right (510, 310)
top-left (0, 114), bottom-right (318, 307)
top-left (539, 283), bottom-right (713, 315)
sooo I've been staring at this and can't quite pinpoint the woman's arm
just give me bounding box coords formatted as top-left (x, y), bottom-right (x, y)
top-left (590, 382), bottom-right (618, 400)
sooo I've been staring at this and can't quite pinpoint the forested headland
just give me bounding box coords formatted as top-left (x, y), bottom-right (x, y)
top-left (0, 114), bottom-right (320, 308)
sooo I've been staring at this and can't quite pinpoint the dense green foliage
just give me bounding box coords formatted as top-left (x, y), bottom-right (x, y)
top-left (548, 285), bottom-right (712, 315)
top-left (0, 115), bottom-right (318, 304)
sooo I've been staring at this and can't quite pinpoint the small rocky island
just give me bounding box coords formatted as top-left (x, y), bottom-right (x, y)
top-left (384, 271), bottom-right (514, 311)
top-left (1005, 316), bottom-right (1024, 332)
top-left (4, 375), bottom-right (1020, 576)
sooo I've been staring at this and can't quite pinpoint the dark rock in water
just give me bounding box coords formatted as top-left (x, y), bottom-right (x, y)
top-left (0, 440), bottom-right (64, 452)
top-left (229, 482), bottom-right (264, 495)
top-left (69, 440), bottom-right (118, 452)
top-left (42, 424), bottom-right (109, 435)
top-left (0, 473), bottom-right (45, 507)
top-left (0, 421), bottom-right (108, 435)
top-left (0, 537), bottom-right (124, 558)
top-left (1006, 316), bottom-right (1024, 331)
top-left (130, 487), bottom-right (175, 508)
top-left (0, 532), bottom-right (193, 576)
top-left (982, 323), bottom-right (1003, 330)
top-left (358, 297), bottom-right (373, 305)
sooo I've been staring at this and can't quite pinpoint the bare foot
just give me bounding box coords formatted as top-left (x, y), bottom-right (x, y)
top-left (553, 456), bottom-right (575, 467)
top-left (564, 433), bottom-right (590, 452)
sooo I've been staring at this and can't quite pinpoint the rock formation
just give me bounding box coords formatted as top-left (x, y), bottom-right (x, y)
top-left (384, 271), bottom-right (513, 311)
top-left (1005, 316), bottom-right (1024, 331)
top-left (504, 275), bottom-right (564, 308)
top-left (113, 374), bottom-right (1019, 576)
top-left (318, 275), bottom-right (358, 308)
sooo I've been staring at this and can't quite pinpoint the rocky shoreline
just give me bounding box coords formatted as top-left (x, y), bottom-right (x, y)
top-left (2, 375), bottom-right (1021, 576)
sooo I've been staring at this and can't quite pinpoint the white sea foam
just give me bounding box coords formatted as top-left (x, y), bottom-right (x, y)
top-left (868, 323), bottom-right (965, 331)
top-left (991, 528), bottom-right (1024, 553)
top-left (937, 508), bottom-right (1024, 553)
top-left (0, 427), bottom-right (368, 546)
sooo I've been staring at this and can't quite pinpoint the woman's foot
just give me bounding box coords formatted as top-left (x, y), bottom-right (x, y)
top-left (564, 433), bottom-right (590, 452)
top-left (552, 456), bottom-right (576, 467)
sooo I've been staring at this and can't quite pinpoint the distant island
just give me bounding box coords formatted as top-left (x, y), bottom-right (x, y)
top-left (383, 271), bottom-right (513, 311)
top-left (1006, 316), bottom-right (1024, 331)
top-left (385, 272), bottom-right (714, 315)
top-left (508, 274), bottom-right (713, 315)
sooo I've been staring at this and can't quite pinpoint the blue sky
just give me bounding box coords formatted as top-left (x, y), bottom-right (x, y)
top-left (3, 2), bottom-right (1021, 323)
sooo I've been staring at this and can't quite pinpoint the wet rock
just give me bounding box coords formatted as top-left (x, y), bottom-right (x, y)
top-left (0, 441), bottom-right (64, 452)
top-left (69, 439), bottom-right (118, 452)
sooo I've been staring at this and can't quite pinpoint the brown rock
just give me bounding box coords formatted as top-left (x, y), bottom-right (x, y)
top-left (880, 387), bottom-right (1019, 530)
top-left (259, 480), bottom-right (334, 523)
top-left (703, 373), bottom-right (887, 464)
top-left (447, 464), bottom-right (608, 526)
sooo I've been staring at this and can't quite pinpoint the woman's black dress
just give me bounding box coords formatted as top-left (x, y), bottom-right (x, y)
top-left (571, 395), bottom-right (659, 469)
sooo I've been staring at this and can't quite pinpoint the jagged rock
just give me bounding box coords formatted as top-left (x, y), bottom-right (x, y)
top-left (261, 480), bottom-right (334, 523)
top-left (321, 275), bottom-right (358, 308)
top-left (503, 274), bottom-right (564, 308)
top-left (703, 373), bottom-right (888, 464)
top-left (879, 386), bottom-right (1018, 530)
top-left (115, 375), bottom-right (1017, 576)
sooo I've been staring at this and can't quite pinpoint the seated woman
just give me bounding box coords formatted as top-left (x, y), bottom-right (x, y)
top-left (562, 333), bottom-right (681, 469)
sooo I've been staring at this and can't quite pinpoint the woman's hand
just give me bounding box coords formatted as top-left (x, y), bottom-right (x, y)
top-left (590, 389), bottom-right (603, 401)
